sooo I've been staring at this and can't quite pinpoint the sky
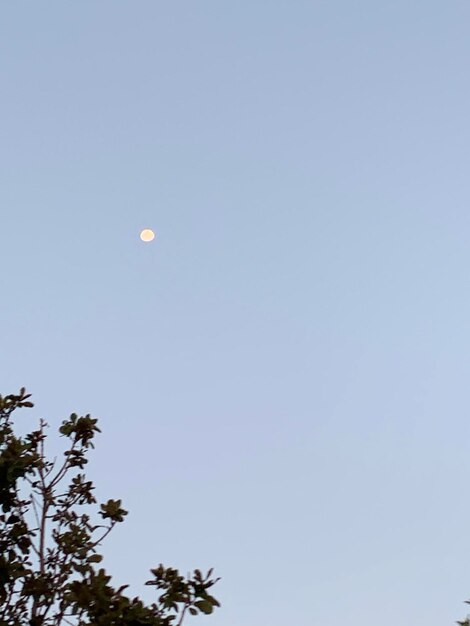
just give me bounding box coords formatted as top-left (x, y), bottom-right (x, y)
top-left (2, 2), bottom-right (470, 624)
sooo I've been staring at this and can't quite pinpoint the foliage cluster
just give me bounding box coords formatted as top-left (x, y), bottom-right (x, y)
top-left (0, 389), bottom-right (219, 626)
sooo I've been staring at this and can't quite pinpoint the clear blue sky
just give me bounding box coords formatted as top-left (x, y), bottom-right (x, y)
top-left (2, 2), bottom-right (470, 624)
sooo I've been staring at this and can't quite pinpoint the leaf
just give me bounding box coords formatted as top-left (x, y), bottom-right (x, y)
top-left (88, 554), bottom-right (103, 563)
top-left (194, 600), bottom-right (214, 615)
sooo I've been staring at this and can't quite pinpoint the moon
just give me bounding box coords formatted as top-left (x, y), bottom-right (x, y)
top-left (140, 228), bottom-right (155, 242)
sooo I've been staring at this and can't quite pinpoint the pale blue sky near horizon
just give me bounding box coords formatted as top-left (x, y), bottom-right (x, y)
top-left (2, 2), bottom-right (470, 624)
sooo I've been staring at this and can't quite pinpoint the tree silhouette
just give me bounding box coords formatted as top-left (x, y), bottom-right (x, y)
top-left (0, 388), bottom-right (219, 626)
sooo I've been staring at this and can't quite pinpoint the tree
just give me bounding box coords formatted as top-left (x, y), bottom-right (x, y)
top-left (0, 388), bottom-right (220, 626)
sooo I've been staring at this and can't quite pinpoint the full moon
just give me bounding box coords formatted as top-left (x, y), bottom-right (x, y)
top-left (140, 229), bottom-right (155, 242)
